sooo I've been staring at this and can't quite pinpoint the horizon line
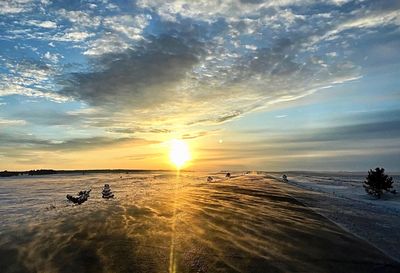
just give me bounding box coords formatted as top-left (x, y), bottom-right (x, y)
top-left (2, 168), bottom-right (400, 174)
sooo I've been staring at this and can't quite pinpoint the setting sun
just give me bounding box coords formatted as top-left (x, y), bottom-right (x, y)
top-left (169, 139), bottom-right (190, 169)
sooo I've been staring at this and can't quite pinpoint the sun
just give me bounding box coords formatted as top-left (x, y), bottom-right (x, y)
top-left (169, 139), bottom-right (190, 169)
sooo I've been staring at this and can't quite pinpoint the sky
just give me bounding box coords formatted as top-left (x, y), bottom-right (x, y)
top-left (0, 0), bottom-right (399, 171)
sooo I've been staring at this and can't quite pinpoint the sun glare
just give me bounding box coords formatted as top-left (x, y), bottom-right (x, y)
top-left (169, 139), bottom-right (190, 169)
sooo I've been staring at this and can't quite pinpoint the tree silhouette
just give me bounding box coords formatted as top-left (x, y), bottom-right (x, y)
top-left (363, 167), bottom-right (394, 198)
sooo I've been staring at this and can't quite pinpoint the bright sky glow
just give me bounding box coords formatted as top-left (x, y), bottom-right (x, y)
top-left (0, 0), bottom-right (399, 171)
top-left (169, 139), bottom-right (190, 169)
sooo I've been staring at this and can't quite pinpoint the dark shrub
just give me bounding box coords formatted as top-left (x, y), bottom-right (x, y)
top-left (363, 167), bottom-right (394, 198)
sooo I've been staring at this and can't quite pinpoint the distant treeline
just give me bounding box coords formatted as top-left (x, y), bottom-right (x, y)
top-left (0, 169), bottom-right (168, 177)
top-left (1, 169), bottom-right (58, 177)
top-left (0, 171), bottom-right (21, 177)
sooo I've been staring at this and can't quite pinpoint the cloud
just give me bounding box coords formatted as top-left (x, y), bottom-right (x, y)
top-left (107, 127), bottom-right (172, 135)
top-left (0, 59), bottom-right (67, 102)
top-left (198, 112), bottom-right (400, 170)
top-left (0, 0), bottom-right (35, 15)
top-left (55, 31), bottom-right (94, 42)
top-left (181, 131), bottom-right (210, 140)
top-left (313, 9), bottom-right (400, 45)
top-left (103, 14), bottom-right (151, 40)
top-left (56, 9), bottom-right (101, 28)
top-left (83, 32), bottom-right (131, 55)
top-left (237, 110), bottom-right (400, 145)
top-left (43, 52), bottom-right (60, 63)
top-left (0, 118), bottom-right (26, 126)
top-left (217, 109), bottom-right (400, 166)
top-left (136, 0), bottom-right (359, 24)
top-left (59, 26), bottom-right (360, 130)
top-left (83, 14), bottom-right (151, 55)
top-left (0, 132), bottom-right (156, 152)
top-left (61, 35), bottom-right (204, 109)
top-left (136, 0), bottom-right (314, 22)
top-left (26, 20), bottom-right (57, 29)
top-left (9, 108), bottom-right (79, 126)
top-left (288, 120), bottom-right (400, 143)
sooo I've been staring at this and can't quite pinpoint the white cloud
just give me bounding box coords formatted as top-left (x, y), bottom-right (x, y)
top-left (56, 31), bottom-right (94, 42)
top-left (263, 8), bottom-right (306, 29)
top-left (57, 9), bottom-right (101, 28)
top-left (0, 118), bottom-right (26, 126)
top-left (136, 0), bottom-right (263, 22)
top-left (26, 20), bottom-right (57, 29)
top-left (312, 10), bottom-right (400, 45)
top-left (0, 61), bottom-right (68, 102)
top-left (245, 44), bottom-right (257, 50)
top-left (103, 14), bottom-right (151, 40)
top-left (340, 10), bottom-right (400, 29)
top-left (43, 52), bottom-right (60, 63)
top-left (0, 83), bottom-right (67, 102)
top-left (83, 33), bottom-right (130, 55)
top-left (0, 0), bottom-right (34, 15)
top-left (136, 0), bottom-right (347, 22)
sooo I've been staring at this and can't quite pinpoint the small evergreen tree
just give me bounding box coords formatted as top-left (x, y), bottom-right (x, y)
top-left (363, 167), bottom-right (394, 198)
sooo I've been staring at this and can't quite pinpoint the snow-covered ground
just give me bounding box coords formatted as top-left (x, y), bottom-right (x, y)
top-left (0, 171), bottom-right (400, 273)
top-left (268, 171), bottom-right (400, 262)
top-left (1, 171), bottom-right (397, 272)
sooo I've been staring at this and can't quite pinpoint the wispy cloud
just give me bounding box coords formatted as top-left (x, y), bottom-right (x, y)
top-left (0, 118), bottom-right (26, 126)
top-left (0, 132), bottom-right (157, 152)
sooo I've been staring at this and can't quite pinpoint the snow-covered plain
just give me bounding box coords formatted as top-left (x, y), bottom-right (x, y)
top-left (0, 171), bottom-right (399, 273)
top-left (268, 171), bottom-right (400, 262)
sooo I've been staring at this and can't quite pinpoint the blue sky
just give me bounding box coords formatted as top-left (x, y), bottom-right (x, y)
top-left (0, 0), bottom-right (399, 171)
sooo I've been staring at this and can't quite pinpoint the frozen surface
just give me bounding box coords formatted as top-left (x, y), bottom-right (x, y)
top-left (0, 172), bottom-right (398, 273)
top-left (269, 172), bottom-right (400, 262)
top-left (279, 172), bottom-right (400, 211)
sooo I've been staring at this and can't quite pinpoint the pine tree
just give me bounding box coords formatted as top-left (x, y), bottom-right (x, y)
top-left (363, 167), bottom-right (394, 198)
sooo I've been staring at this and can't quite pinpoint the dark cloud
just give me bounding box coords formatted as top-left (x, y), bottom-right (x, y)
top-left (239, 111), bottom-right (400, 144)
top-left (107, 128), bottom-right (136, 134)
top-left (292, 120), bottom-right (400, 143)
top-left (181, 131), bottom-right (208, 139)
top-left (61, 35), bottom-right (204, 109)
top-left (0, 132), bottom-right (156, 152)
top-left (54, 136), bottom-right (148, 150)
top-left (185, 111), bottom-right (244, 126)
top-left (206, 109), bottom-right (400, 170)
top-left (334, 109), bottom-right (400, 124)
top-left (215, 111), bottom-right (243, 123)
top-left (239, 0), bottom-right (265, 4)
top-left (282, 120), bottom-right (400, 142)
top-left (148, 128), bottom-right (171, 134)
top-left (107, 127), bottom-right (171, 134)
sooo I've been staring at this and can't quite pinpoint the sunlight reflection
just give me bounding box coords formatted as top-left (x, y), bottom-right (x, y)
top-left (169, 170), bottom-right (179, 273)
